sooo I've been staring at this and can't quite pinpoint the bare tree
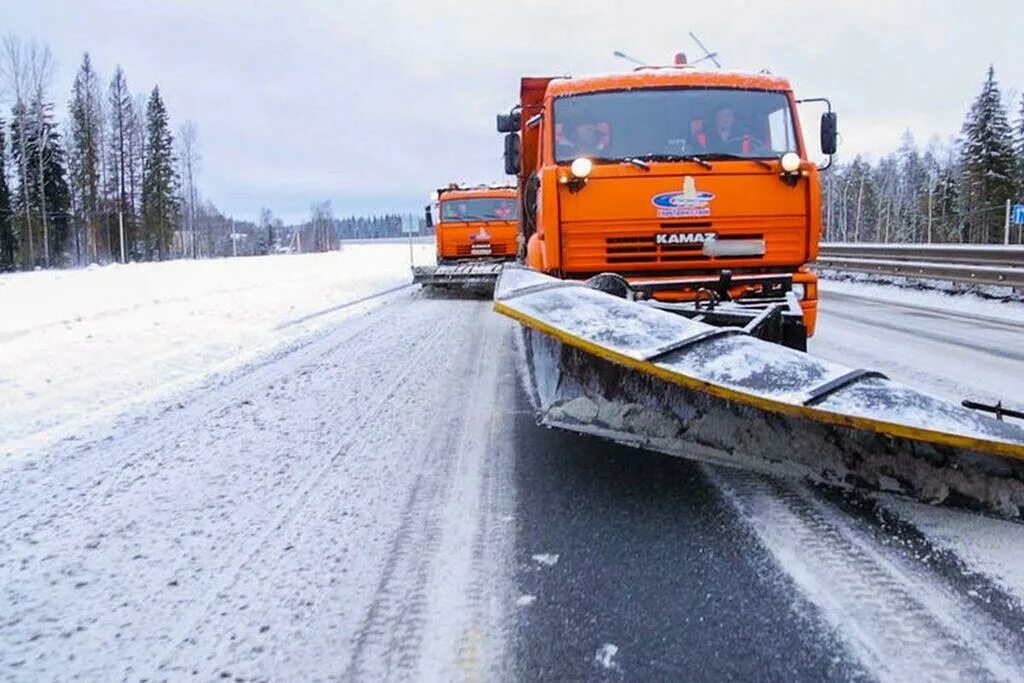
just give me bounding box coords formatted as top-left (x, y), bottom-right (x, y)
top-left (309, 200), bottom-right (335, 252)
top-left (176, 121), bottom-right (200, 257)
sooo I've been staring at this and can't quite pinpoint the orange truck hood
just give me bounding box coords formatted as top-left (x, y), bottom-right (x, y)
top-left (555, 163), bottom-right (813, 275)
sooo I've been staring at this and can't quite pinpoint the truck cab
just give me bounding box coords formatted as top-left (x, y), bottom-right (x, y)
top-left (497, 64), bottom-right (837, 349)
top-left (429, 185), bottom-right (519, 264)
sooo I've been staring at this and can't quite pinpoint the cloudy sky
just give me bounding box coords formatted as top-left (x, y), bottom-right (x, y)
top-left (3, 1), bottom-right (1023, 222)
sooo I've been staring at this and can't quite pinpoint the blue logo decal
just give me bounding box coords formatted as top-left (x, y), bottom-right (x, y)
top-left (651, 176), bottom-right (715, 217)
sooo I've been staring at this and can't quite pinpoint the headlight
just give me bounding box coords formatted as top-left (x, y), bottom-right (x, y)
top-left (570, 157), bottom-right (593, 179)
top-left (792, 283), bottom-right (806, 300)
top-left (780, 152), bottom-right (801, 173)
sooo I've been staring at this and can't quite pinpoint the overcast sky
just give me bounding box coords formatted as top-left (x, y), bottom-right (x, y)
top-left (3, 1), bottom-right (1023, 223)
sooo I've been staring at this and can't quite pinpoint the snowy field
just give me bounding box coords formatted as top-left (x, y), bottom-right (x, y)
top-left (0, 242), bottom-right (433, 460)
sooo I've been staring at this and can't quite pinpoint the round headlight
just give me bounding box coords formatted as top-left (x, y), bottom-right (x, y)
top-left (570, 157), bottom-right (593, 179)
top-left (780, 152), bottom-right (801, 173)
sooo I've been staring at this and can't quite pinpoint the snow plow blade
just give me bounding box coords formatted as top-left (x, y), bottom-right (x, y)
top-left (494, 265), bottom-right (1024, 516)
top-left (413, 261), bottom-right (503, 292)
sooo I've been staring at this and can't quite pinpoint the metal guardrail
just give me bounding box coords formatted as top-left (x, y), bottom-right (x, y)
top-left (816, 243), bottom-right (1024, 288)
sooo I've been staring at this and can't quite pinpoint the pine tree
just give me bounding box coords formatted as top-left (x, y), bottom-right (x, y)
top-left (9, 99), bottom-right (71, 265)
top-left (68, 52), bottom-right (104, 264)
top-left (141, 86), bottom-right (178, 259)
top-left (895, 131), bottom-right (927, 242)
top-left (1014, 93), bottom-right (1024, 198)
top-left (959, 65), bottom-right (1016, 243)
top-left (106, 66), bottom-right (138, 259)
top-left (0, 118), bottom-right (16, 270)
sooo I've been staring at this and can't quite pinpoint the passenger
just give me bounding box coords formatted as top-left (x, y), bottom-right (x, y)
top-left (494, 200), bottom-right (515, 220)
top-left (688, 119), bottom-right (708, 152)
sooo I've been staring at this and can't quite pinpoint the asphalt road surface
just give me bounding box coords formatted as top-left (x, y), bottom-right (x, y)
top-left (3, 286), bottom-right (1024, 681)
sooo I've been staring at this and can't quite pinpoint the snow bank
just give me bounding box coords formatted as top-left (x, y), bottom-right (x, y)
top-left (0, 243), bottom-right (433, 459)
top-left (820, 276), bottom-right (1024, 324)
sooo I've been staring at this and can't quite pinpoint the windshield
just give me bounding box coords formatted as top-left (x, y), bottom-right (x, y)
top-left (440, 197), bottom-right (518, 222)
top-left (553, 88), bottom-right (797, 162)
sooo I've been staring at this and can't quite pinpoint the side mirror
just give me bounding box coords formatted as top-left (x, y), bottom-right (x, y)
top-left (497, 111), bottom-right (520, 133)
top-left (820, 112), bottom-right (838, 156)
top-left (424, 204), bottom-right (433, 229)
top-left (504, 133), bottom-right (521, 176)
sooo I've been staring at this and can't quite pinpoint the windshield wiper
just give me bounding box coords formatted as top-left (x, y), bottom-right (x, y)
top-left (693, 153), bottom-right (773, 170)
top-left (569, 154), bottom-right (710, 170)
top-left (631, 153), bottom-right (713, 170)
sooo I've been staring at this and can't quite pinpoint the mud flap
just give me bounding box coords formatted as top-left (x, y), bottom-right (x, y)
top-left (495, 266), bottom-right (1024, 516)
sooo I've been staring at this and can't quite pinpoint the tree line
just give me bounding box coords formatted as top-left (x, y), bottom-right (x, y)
top-left (0, 35), bottom-right (432, 272)
top-left (0, 36), bottom-right (203, 270)
top-left (823, 65), bottom-right (1024, 245)
top-left (268, 209), bottom-right (430, 255)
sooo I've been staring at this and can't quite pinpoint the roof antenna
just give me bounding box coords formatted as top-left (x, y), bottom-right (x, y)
top-left (612, 50), bottom-right (647, 66)
top-left (688, 31), bottom-right (721, 68)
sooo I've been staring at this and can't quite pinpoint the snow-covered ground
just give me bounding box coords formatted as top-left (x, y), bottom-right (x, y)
top-left (0, 243), bottom-right (433, 460)
top-left (2, 256), bottom-right (1023, 680)
top-left (0, 250), bottom-right (516, 680)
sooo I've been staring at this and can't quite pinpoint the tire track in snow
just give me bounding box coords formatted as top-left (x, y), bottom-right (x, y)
top-left (145, 315), bottom-right (450, 679)
top-left (1, 296), bottom-right (467, 680)
top-left (711, 468), bottom-right (1024, 682)
top-left (0, 283), bottom-right (417, 463)
top-left (0, 286), bottom-right (415, 533)
top-left (344, 312), bottom-right (513, 681)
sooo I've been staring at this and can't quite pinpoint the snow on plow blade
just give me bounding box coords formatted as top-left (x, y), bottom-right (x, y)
top-left (412, 262), bottom-right (504, 290)
top-left (494, 265), bottom-right (1024, 516)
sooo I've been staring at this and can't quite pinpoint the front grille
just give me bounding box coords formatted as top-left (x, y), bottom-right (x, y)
top-left (456, 243), bottom-right (511, 257)
top-left (604, 233), bottom-right (764, 264)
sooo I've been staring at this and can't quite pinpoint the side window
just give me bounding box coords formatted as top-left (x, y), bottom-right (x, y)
top-left (768, 106), bottom-right (795, 153)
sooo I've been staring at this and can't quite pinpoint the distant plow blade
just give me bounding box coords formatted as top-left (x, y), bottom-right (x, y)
top-left (494, 266), bottom-right (1024, 516)
top-left (412, 261), bottom-right (504, 292)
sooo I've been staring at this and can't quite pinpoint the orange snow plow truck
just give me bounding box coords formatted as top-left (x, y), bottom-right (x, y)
top-left (496, 62), bottom-right (838, 349)
top-left (413, 185), bottom-right (519, 290)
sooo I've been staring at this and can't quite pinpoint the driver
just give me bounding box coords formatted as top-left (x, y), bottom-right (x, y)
top-left (568, 122), bottom-right (610, 156)
top-left (710, 106), bottom-right (752, 155)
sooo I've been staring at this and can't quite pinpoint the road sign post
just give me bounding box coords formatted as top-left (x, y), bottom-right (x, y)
top-left (1012, 204), bottom-right (1024, 225)
top-left (1013, 203), bottom-right (1024, 245)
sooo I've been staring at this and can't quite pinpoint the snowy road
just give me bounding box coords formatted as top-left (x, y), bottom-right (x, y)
top-left (2, 292), bottom-right (517, 680)
top-left (512, 285), bottom-right (1024, 680)
top-left (3, 257), bottom-right (1024, 681)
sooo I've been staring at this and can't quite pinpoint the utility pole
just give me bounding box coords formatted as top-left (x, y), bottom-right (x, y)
top-left (117, 209), bottom-right (126, 262)
top-left (926, 183), bottom-right (933, 244)
top-left (39, 128), bottom-right (50, 267)
top-left (407, 216), bottom-right (414, 266)
top-left (824, 175), bottom-right (832, 240)
top-left (1004, 199), bottom-right (1011, 245)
